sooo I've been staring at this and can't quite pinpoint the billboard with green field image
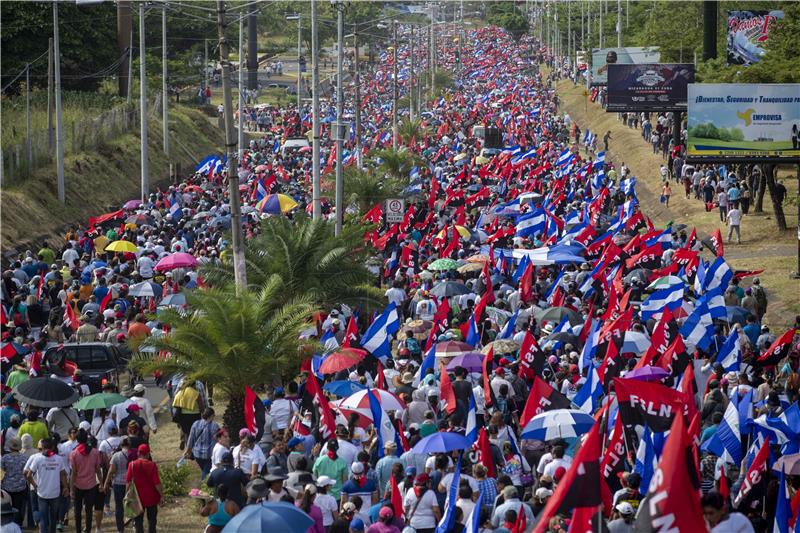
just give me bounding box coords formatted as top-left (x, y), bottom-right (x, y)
top-left (687, 83), bottom-right (800, 159)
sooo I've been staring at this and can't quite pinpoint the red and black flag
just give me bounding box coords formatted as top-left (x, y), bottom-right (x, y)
top-left (519, 376), bottom-right (572, 428)
top-left (518, 331), bottom-right (546, 380)
top-left (734, 436), bottom-right (771, 512)
top-left (533, 419), bottom-right (609, 533)
top-left (600, 414), bottom-right (628, 503)
top-left (756, 329), bottom-right (796, 367)
top-left (244, 385), bottom-right (266, 441)
top-left (710, 228), bottom-right (724, 257)
top-left (613, 377), bottom-right (687, 433)
top-left (635, 412), bottom-right (706, 533)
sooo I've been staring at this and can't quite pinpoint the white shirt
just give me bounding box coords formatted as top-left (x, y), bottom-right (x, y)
top-left (404, 487), bottom-right (439, 529)
top-left (98, 436), bottom-right (120, 460)
top-left (25, 452), bottom-right (67, 499)
top-left (62, 248), bottom-right (79, 268)
top-left (210, 442), bottom-right (229, 473)
top-left (316, 493), bottom-right (338, 526)
top-left (131, 396), bottom-right (158, 431)
top-left (336, 438), bottom-right (360, 467)
top-left (137, 256), bottom-right (155, 279)
top-left (110, 399), bottom-right (134, 423)
top-left (543, 457), bottom-right (573, 478)
top-left (710, 512), bottom-right (755, 533)
top-left (385, 287), bottom-right (407, 307)
top-left (415, 299), bottom-right (437, 321)
top-left (232, 445), bottom-right (265, 474)
top-left (269, 398), bottom-right (297, 430)
top-left (727, 209), bottom-right (742, 226)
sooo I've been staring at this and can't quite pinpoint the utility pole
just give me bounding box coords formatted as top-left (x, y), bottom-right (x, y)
top-left (296, 14), bottom-right (302, 107)
top-left (26, 64), bottom-right (31, 168)
top-left (617, 0), bottom-right (622, 48)
top-left (162, 5), bottom-right (169, 161)
top-left (392, 20), bottom-right (398, 150)
top-left (409, 25), bottom-right (414, 122)
top-left (238, 12), bottom-right (245, 161)
top-left (703, 0), bottom-right (718, 61)
top-left (139, 2), bottom-right (149, 202)
top-left (599, 0), bottom-right (604, 49)
top-left (117, 1), bottom-right (132, 98)
top-left (204, 39), bottom-right (209, 97)
top-left (53, 2), bottom-right (65, 204)
top-left (216, 0), bottom-right (247, 292)
top-left (567, 0), bottom-right (572, 65)
top-left (581, 1), bottom-right (584, 50)
top-left (334, 1), bottom-right (344, 236)
top-left (47, 38), bottom-right (53, 152)
top-left (247, 10), bottom-right (258, 90)
top-left (311, 0), bottom-right (321, 220)
top-left (354, 28), bottom-right (362, 168)
top-left (127, 28), bottom-right (133, 106)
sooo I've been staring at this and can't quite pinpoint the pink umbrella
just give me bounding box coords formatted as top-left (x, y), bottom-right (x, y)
top-left (340, 388), bottom-right (406, 412)
top-left (154, 252), bottom-right (198, 271)
top-left (123, 199), bottom-right (142, 210)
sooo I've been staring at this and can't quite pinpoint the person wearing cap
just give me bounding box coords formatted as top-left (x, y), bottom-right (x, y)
top-left (125, 444), bottom-right (161, 533)
top-left (366, 505), bottom-right (402, 533)
top-left (1, 437), bottom-right (28, 527)
top-left (374, 441), bottom-right (400, 497)
top-left (314, 475), bottom-right (339, 528)
top-left (0, 394), bottom-right (22, 432)
top-left (402, 473), bottom-right (440, 533)
top-left (313, 441), bottom-right (348, 501)
top-left (296, 484), bottom-right (325, 533)
top-left (286, 436), bottom-right (307, 472)
top-left (185, 408), bottom-right (220, 480)
top-left (269, 387), bottom-right (297, 431)
top-left (607, 501), bottom-right (635, 533)
top-left (207, 452), bottom-right (248, 508)
top-left (118, 403), bottom-right (147, 438)
top-left (341, 462), bottom-right (378, 515)
top-left (129, 383), bottom-right (157, 433)
top-left (103, 436), bottom-right (131, 533)
top-left (25, 438), bottom-right (68, 533)
top-left (1, 488), bottom-right (22, 533)
top-left (490, 486), bottom-right (534, 529)
top-left (532, 486), bottom-right (553, 516)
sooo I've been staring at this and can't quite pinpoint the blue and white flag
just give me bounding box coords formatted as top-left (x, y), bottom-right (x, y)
top-left (694, 259), bottom-right (707, 296)
top-left (195, 155), bottom-right (219, 174)
top-left (594, 151), bottom-right (606, 167)
top-left (321, 328), bottom-right (339, 352)
top-left (368, 389), bottom-right (402, 458)
top-left (360, 302), bottom-right (400, 360)
top-left (515, 209), bottom-right (546, 237)
top-left (557, 149), bottom-right (575, 168)
top-left (579, 319), bottom-right (601, 371)
top-left (512, 254), bottom-right (530, 283)
top-left (640, 280), bottom-right (685, 321)
top-left (715, 329), bottom-right (742, 372)
top-left (620, 177), bottom-right (636, 196)
top-left (633, 426), bottom-right (661, 495)
top-left (704, 256), bottom-right (733, 293)
top-left (573, 363), bottom-right (603, 414)
top-left (435, 453), bottom-right (462, 533)
top-left (679, 298), bottom-right (714, 351)
top-left (699, 286), bottom-right (726, 319)
top-left (415, 344), bottom-right (436, 386)
top-left (169, 201), bottom-right (182, 220)
top-left (409, 166), bottom-right (420, 179)
top-left (497, 309), bottom-right (519, 340)
top-left (702, 397), bottom-right (744, 464)
top-left (753, 402), bottom-right (800, 445)
top-left (465, 393), bottom-right (478, 444)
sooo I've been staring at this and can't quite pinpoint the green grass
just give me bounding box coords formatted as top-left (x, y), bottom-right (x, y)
top-left (688, 137), bottom-right (798, 155)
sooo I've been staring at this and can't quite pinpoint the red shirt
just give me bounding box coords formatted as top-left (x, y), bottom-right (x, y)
top-left (126, 458), bottom-right (161, 507)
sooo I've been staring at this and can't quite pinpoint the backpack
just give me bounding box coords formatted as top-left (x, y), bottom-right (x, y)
top-left (405, 337), bottom-right (421, 357)
top-left (495, 396), bottom-right (510, 423)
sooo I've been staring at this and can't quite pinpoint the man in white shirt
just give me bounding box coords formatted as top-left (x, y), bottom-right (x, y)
top-left (415, 292), bottom-right (437, 321)
top-left (335, 427), bottom-right (360, 467)
top-left (137, 254), bottom-right (155, 279)
top-left (269, 388), bottom-right (297, 431)
top-left (726, 205), bottom-right (742, 244)
top-left (61, 244), bottom-right (80, 268)
top-left (24, 438), bottom-right (68, 533)
top-left (384, 282), bottom-right (407, 309)
top-left (542, 445), bottom-right (573, 478)
top-left (130, 384), bottom-right (158, 433)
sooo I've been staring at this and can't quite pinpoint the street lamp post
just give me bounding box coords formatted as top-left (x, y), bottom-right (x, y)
top-left (286, 13), bottom-right (302, 108)
top-left (311, 0), bottom-right (321, 219)
top-left (333, 0), bottom-right (345, 236)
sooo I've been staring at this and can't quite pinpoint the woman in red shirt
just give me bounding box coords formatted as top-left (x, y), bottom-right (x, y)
top-left (126, 444), bottom-right (162, 533)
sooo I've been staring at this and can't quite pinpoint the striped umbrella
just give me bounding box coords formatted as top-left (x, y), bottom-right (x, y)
top-left (521, 409), bottom-right (596, 441)
top-left (256, 194), bottom-right (298, 215)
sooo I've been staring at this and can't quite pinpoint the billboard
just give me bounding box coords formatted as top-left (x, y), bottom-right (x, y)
top-left (606, 64), bottom-right (694, 112)
top-left (687, 84), bottom-right (800, 159)
top-left (727, 10), bottom-right (785, 65)
top-left (590, 47), bottom-right (661, 86)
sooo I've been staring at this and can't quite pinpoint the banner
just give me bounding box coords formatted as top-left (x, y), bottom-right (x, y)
top-left (606, 64), bottom-right (694, 112)
top-left (687, 84), bottom-right (800, 159)
top-left (727, 10), bottom-right (785, 65)
top-left (590, 47), bottom-right (660, 86)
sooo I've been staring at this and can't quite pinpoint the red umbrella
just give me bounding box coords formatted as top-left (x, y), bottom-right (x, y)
top-left (154, 252), bottom-right (198, 271)
top-left (183, 185), bottom-right (203, 193)
top-left (318, 348), bottom-right (367, 374)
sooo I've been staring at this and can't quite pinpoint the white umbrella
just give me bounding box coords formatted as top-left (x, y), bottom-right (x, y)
top-left (622, 330), bottom-right (651, 355)
top-left (128, 281), bottom-right (162, 298)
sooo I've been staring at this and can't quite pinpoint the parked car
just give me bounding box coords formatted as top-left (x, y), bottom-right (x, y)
top-left (44, 343), bottom-right (125, 394)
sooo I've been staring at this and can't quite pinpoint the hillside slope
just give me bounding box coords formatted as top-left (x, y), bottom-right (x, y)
top-left (1, 105), bottom-right (224, 251)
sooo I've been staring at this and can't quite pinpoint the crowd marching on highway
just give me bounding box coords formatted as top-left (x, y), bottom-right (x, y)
top-left (2, 23), bottom-right (800, 533)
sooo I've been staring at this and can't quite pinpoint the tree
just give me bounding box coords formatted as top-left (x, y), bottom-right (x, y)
top-left (343, 166), bottom-right (403, 215)
top-left (372, 148), bottom-right (421, 181)
top-left (765, 164), bottom-right (787, 231)
top-left (486, 2), bottom-right (529, 39)
top-left (202, 215), bottom-right (384, 309)
top-left (132, 278), bottom-right (315, 435)
top-left (397, 117), bottom-right (427, 145)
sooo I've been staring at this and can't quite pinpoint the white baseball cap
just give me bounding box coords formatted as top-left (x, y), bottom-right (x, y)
top-left (616, 502), bottom-right (634, 515)
top-left (316, 476), bottom-right (335, 487)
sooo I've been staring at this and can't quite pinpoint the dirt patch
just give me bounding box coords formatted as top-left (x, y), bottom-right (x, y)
top-left (555, 80), bottom-right (798, 329)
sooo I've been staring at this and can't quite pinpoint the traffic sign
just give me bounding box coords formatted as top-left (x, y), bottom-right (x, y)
top-left (385, 198), bottom-right (405, 223)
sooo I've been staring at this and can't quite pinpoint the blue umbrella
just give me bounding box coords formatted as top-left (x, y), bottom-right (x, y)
top-left (521, 409), bottom-right (595, 441)
top-left (412, 432), bottom-right (470, 454)
top-left (725, 306), bottom-right (753, 324)
top-left (222, 501), bottom-right (313, 533)
top-left (323, 380), bottom-right (367, 397)
top-left (158, 293), bottom-right (187, 308)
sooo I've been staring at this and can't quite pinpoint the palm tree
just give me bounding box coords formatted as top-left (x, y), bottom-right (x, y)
top-left (372, 147), bottom-right (422, 181)
top-left (343, 166), bottom-right (403, 214)
top-left (132, 277), bottom-right (315, 434)
top-left (397, 117), bottom-right (427, 145)
top-left (203, 215), bottom-right (385, 309)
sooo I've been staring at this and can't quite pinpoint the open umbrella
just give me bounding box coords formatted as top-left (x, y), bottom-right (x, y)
top-left (105, 240), bottom-right (138, 253)
top-left (482, 339), bottom-right (520, 355)
top-left (430, 281), bottom-right (470, 298)
top-left (435, 226), bottom-right (472, 239)
top-left (535, 307), bottom-right (581, 327)
top-left (466, 254), bottom-right (490, 264)
top-left (256, 194), bottom-right (298, 215)
top-left (435, 340), bottom-right (474, 358)
top-left (624, 268), bottom-right (651, 285)
top-left (340, 388), bottom-right (406, 412)
top-left (520, 409), bottom-right (595, 441)
top-left (128, 281), bottom-right (162, 298)
top-left (155, 252), bottom-right (198, 271)
top-left (412, 432), bottom-right (470, 454)
top-left (772, 453), bottom-right (800, 476)
top-left (622, 331), bottom-right (651, 355)
top-left (625, 365), bottom-right (669, 382)
top-left (428, 258), bottom-right (459, 271)
top-left (73, 392), bottom-right (128, 411)
top-left (318, 348), bottom-right (367, 374)
top-left (125, 214), bottom-right (155, 226)
top-left (725, 306), bottom-right (753, 325)
top-left (401, 319), bottom-right (433, 334)
top-left (647, 275), bottom-right (685, 290)
top-left (158, 292), bottom-right (187, 308)
top-left (183, 185), bottom-right (203, 193)
top-left (446, 352), bottom-right (485, 373)
top-left (221, 501), bottom-right (313, 533)
top-left (457, 262), bottom-right (484, 274)
top-left (322, 380), bottom-right (367, 397)
top-left (13, 377), bottom-right (79, 408)
top-left (123, 199), bottom-right (142, 210)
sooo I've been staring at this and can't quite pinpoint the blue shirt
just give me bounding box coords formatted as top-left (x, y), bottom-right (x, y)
top-left (0, 406), bottom-right (21, 430)
top-left (93, 286), bottom-right (110, 303)
top-left (743, 324), bottom-right (760, 348)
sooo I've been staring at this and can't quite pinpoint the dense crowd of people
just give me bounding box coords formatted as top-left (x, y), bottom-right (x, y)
top-left (2, 22), bottom-right (799, 533)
